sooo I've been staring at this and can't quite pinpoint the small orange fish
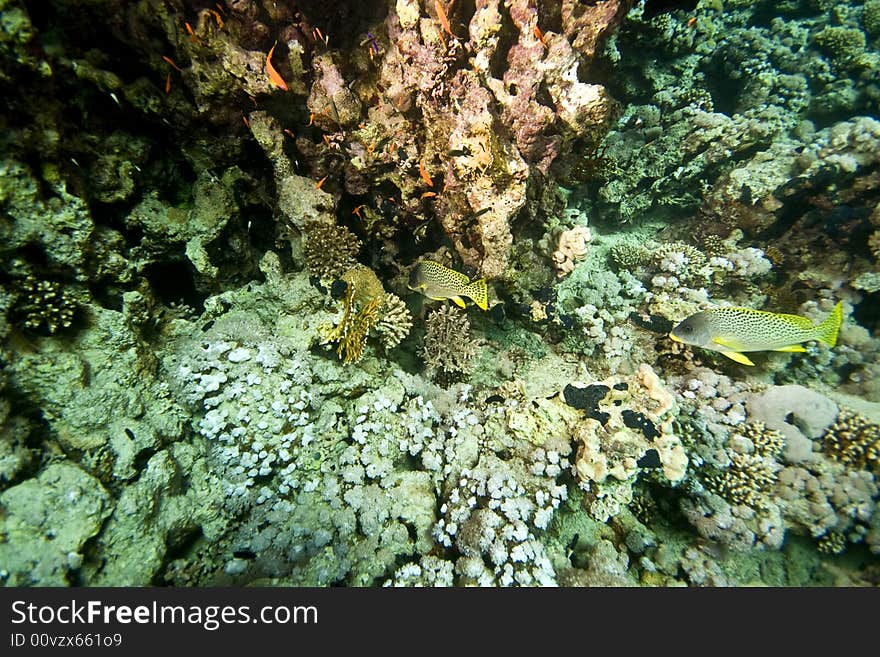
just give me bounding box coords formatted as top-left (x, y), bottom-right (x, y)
top-left (162, 55), bottom-right (182, 72)
top-left (313, 26), bottom-right (328, 46)
top-left (421, 191), bottom-right (437, 199)
top-left (687, 17), bottom-right (697, 28)
top-left (418, 159), bottom-right (434, 187)
top-left (533, 25), bottom-right (548, 49)
top-left (242, 115), bottom-right (250, 129)
top-left (315, 175), bottom-right (329, 190)
top-left (435, 0), bottom-right (457, 39)
top-left (283, 128), bottom-right (295, 138)
top-left (266, 42), bottom-right (289, 91)
top-left (165, 72), bottom-right (171, 94)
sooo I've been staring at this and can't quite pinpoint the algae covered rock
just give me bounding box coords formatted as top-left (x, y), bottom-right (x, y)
top-left (0, 462), bottom-right (111, 585)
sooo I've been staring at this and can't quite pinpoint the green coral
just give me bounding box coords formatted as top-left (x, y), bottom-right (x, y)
top-left (812, 26), bottom-right (867, 67)
top-left (865, 0), bottom-right (880, 38)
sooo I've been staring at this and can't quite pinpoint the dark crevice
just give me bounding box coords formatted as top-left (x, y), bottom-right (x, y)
top-left (142, 259), bottom-right (206, 312)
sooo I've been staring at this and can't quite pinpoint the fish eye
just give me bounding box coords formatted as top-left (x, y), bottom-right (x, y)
top-left (680, 324), bottom-right (693, 334)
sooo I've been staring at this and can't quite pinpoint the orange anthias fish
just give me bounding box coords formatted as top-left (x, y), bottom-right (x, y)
top-left (435, 0), bottom-right (457, 39)
top-left (266, 42), bottom-right (289, 91)
top-left (418, 159), bottom-right (434, 187)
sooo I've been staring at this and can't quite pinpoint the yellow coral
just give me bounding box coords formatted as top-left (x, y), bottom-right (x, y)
top-left (318, 265), bottom-right (387, 364)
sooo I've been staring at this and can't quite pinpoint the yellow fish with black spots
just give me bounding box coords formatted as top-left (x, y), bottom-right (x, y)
top-left (407, 260), bottom-right (488, 310)
top-left (668, 301), bottom-right (843, 366)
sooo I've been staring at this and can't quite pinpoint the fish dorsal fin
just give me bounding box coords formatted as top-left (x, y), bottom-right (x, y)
top-left (720, 351), bottom-right (755, 366)
top-left (773, 344), bottom-right (807, 353)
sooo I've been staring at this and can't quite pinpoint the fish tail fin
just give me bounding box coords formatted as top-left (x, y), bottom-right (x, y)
top-left (815, 301), bottom-right (844, 347)
top-left (465, 279), bottom-right (488, 310)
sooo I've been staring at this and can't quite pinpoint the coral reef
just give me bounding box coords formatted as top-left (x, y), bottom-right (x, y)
top-left (303, 222), bottom-right (362, 283)
top-left (2, 0), bottom-right (880, 590)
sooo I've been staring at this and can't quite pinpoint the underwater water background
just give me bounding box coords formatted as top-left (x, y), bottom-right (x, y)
top-left (0, 0), bottom-right (878, 587)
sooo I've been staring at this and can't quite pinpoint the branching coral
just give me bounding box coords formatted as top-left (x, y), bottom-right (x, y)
top-left (822, 408), bottom-right (880, 475)
top-left (812, 26), bottom-right (868, 68)
top-left (375, 293), bottom-right (412, 352)
top-left (11, 275), bottom-right (77, 335)
top-left (703, 423), bottom-right (785, 509)
top-left (420, 305), bottom-right (477, 383)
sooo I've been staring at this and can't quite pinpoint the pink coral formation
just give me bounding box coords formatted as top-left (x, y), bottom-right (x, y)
top-left (552, 225), bottom-right (592, 278)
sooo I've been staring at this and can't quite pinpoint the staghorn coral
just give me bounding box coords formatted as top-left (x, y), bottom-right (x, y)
top-left (303, 221), bottom-right (362, 283)
top-left (610, 242), bottom-right (652, 270)
top-left (421, 305), bottom-right (477, 383)
top-left (822, 408), bottom-right (880, 475)
top-left (318, 265), bottom-right (387, 364)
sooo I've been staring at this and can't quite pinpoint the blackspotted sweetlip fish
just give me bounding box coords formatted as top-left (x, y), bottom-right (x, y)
top-left (669, 301), bottom-right (844, 366)
top-left (408, 260), bottom-right (488, 310)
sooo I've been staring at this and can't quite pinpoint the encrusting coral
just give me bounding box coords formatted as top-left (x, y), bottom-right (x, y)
top-left (567, 364), bottom-right (687, 522)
